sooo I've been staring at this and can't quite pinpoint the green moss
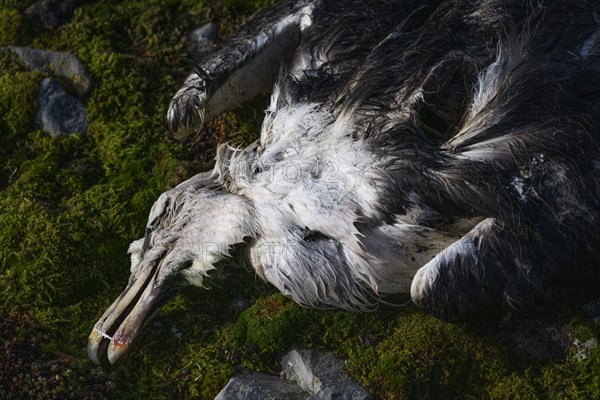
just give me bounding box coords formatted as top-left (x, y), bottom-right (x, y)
top-left (0, 313), bottom-right (118, 400)
top-left (179, 343), bottom-right (237, 399)
top-left (234, 294), bottom-right (313, 363)
top-left (0, 70), bottom-right (40, 139)
top-left (337, 311), bottom-right (509, 399)
top-left (2, 0), bottom-right (600, 399)
top-left (0, 8), bottom-right (30, 45)
top-left (539, 351), bottom-right (600, 399)
top-left (532, 319), bottom-right (600, 399)
top-left (569, 317), bottom-right (600, 344)
top-left (0, 53), bottom-right (43, 188)
top-left (487, 372), bottom-right (540, 400)
top-left (0, 1), bottom-right (275, 398)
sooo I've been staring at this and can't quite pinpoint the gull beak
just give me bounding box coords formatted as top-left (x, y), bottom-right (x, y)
top-left (87, 261), bottom-right (172, 365)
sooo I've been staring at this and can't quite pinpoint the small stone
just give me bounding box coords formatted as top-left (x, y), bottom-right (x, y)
top-left (281, 349), bottom-right (373, 400)
top-left (215, 370), bottom-right (309, 400)
top-left (187, 22), bottom-right (218, 62)
top-left (36, 78), bottom-right (88, 137)
top-left (25, 0), bottom-right (89, 30)
top-left (230, 298), bottom-right (250, 312)
top-left (572, 337), bottom-right (598, 362)
top-left (7, 46), bottom-right (92, 97)
top-left (170, 325), bottom-right (182, 339)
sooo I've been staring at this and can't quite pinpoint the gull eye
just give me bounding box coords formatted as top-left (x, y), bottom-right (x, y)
top-left (179, 260), bottom-right (194, 271)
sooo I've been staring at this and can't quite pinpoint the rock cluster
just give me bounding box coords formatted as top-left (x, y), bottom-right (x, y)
top-left (1, 17), bottom-right (219, 138)
top-left (215, 370), bottom-right (308, 400)
top-left (4, 46), bottom-right (90, 137)
top-left (25, 0), bottom-right (89, 30)
top-left (7, 46), bottom-right (92, 97)
top-left (215, 349), bottom-right (372, 400)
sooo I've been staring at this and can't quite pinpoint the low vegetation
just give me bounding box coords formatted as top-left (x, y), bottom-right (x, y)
top-left (0, 1), bottom-right (598, 399)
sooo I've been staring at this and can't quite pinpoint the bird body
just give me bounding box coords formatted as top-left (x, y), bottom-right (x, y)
top-left (89, 0), bottom-right (600, 364)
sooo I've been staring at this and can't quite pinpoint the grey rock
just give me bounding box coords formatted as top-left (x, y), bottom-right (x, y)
top-left (25, 0), bottom-right (89, 30)
top-left (230, 297), bottom-right (250, 312)
top-left (8, 46), bottom-right (91, 97)
top-left (215, 370), bottom-right (309, 400)
top-left (37, 78), bottom-right (88, 137)
top-left (187, 22), bottom-right (218, 62)
top-left (572, 337), bottom-right (598, 362)
top-left (281, 349), bottom-right (373, 400)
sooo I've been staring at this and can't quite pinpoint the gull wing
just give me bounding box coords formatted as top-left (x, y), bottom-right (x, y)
top-left (167, 0), bottom-right (317, 136)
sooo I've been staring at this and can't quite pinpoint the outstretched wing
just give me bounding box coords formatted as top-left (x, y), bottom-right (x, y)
top-left (167, 0), bottom-right (316, 136)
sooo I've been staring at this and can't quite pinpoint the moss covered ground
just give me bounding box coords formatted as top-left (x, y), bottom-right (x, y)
top-left (0, 1), bottom-right (599, 399)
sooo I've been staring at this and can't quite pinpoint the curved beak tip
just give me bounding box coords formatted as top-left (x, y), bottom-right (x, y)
top-left (107, 342), bottom-right (128, 365)
top-left (87, 327), bottom-right (107, 365)
top-left (87, 259), bottom-right (171, 365)
top-left (87, 327), bottom-right (131, 365)
top-left (87, 342), bottom-right (101, 365)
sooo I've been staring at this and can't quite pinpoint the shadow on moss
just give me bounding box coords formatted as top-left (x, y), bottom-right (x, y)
top-left (0, 313), bottom-right (118, 400)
